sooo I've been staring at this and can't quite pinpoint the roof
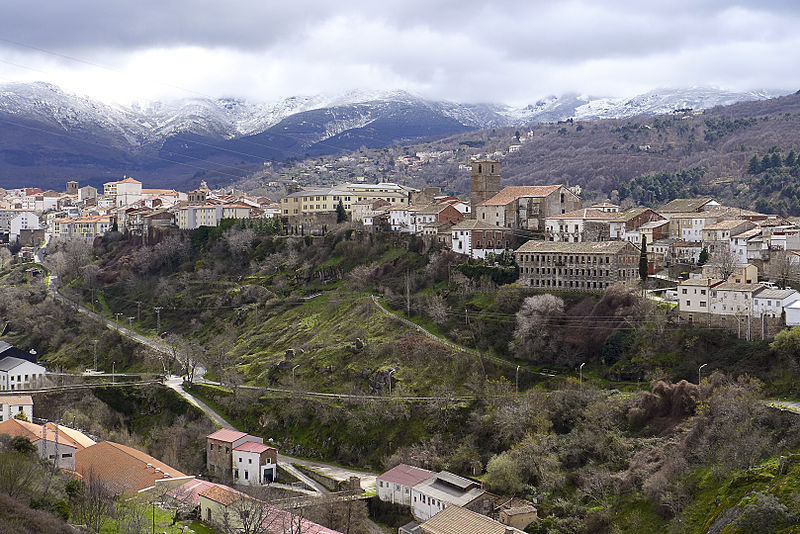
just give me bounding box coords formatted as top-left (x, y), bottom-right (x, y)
top-left (0, 356), bottom-right (38, 372)
top-left (591, 201), bottom-right (620, 209)
top-left (547, 208), bottom-right (616, 221)
top-left (0, 394), bottom-right (33, 405)
top-left (234, 441), bottom-right (275, 454)
top-left (732, 227), bottom-right (763, 240)
top-left (0, 420), bottom-right (84, 449)
top-left (503, 505), bottom-right (537, 515)
top-left (413, 472), bottom-right (484, 507)
top-left (680, 278), bottom-right (723, 287)
top-left (713, 282), bottom-right (765, 292)
top-left (609, 207), bottom-right (660, 223)
top-left (207, 428), bottom-right (250, 443)
top-left (56, 425), bottom-right (97, 449)
top-left (118, 177), bottom-right (141, 184)
top-left (515, 240), bottom-right (636, 254)
top-left (477, 185), bottom-right (562, 206)
top-left (378, 464), bottom-right (434, 487)
top-left (639, 219), bottom-right (670, 229)
top-left (0, 341), bottom-right (36, 363)
top-left (659, 197), bottom-right (716, 213)
top-left (704, 220), bottom-right (752, 231)
top-left (419, 505), bottom-right (524, 534)
top-left (168, 479), bottom-right (223, 505)
top-left (754, 289), bottom-right (799, 300)
top-left (75, 441), bottom-right (186, 494)
top-left (199, 484), bottom-right (246, 506)
top-left (451, 220), bottom-right (508, 231)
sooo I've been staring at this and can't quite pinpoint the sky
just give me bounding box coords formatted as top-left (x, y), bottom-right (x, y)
top-left (0, 1), bottom-right (798, 106)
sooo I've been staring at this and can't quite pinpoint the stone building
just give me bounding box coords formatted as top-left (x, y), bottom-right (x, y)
top-left (475, 185), bottom-right (581, 232)
top-left (514, 240), bottom-right (641, 291)
top-left (469, 159), bottom-right (501, 216)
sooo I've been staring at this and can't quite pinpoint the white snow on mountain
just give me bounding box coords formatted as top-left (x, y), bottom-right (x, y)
top-left (0, 82), bottom-right (788, 149)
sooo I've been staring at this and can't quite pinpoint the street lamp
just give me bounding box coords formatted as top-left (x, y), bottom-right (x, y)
top-left (698, 363), bottom-right (708, 385)
top-left (112, 362), bottom-right (115, 385)
top-left (515, 365), bottom-right (520, 394)
top-left (92, 339), bottom-right (98, 371)
top-left (388, 368), bottom-right (398, 395)
top-left (579, 362), bottom-right (586, 387)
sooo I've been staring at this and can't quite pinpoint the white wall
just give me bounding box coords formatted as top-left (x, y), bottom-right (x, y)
top-left (0, 360), bottom-right (46, 391)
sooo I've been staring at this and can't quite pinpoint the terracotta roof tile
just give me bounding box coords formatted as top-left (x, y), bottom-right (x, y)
top-left (207, 429), bottom-right (249, 443)
top-left (378, 464), bottom-right (434, 487)
top-left (477, 185), bottom-right (562, 206)
top-left (75, 441), bottom-right (186, 494)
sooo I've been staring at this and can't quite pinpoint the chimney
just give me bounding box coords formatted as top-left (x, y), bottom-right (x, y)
top-left (505, 528), bottom-right (515, 534)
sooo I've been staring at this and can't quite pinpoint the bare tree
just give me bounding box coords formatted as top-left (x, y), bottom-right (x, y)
top-left (72, 469), bottom-right (115, 533)
top-left (768, 249), bottom-right (798, 288)
top-left (511, 294), bottom-right (565, 361)
top-left (708, 242), bottom-right (739, 280)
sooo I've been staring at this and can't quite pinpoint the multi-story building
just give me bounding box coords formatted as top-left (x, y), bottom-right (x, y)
top-left (469, 159), bottom-right (501, 215)
top-left (701, 220), bottom-right (758, 255)
top-left (752, 288), bottom-right (800, 319)
top-left (475, 185), bottom-right (581, 232)
top-left (515, 240), bottom-right (641, 291)
top-left (411, 471), bottom-right (488, 522)
top-left (678, 278), bottom-right (723, 314)
top-left (103, 177), bottom-right (143, 207)
top-left (544, 208), bottom-right (615, 242)
top-left (709, 282), bottom-right (766, 316)
top-left (0, 356), bottom-right (47, 391)
top-left (609, 208), bottom-right (665, 245)
top-left (377, 464), bottom-right (434, 506)
top-left (451, 220), bottom-right (513, 259)
top-left (174, 204), bottom-right (252, 230)
top-left (280, 182), bottom-right (414, 216)
top-left (232, 441), bottom-right (277, 486)
top-left (206, 429), bottom-right (263, 480)
top-left (48, 216), bottom-right (112, 241)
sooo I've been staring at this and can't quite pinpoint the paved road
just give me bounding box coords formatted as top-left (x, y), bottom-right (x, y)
top-left (766, 400), bottom-right (800, 414)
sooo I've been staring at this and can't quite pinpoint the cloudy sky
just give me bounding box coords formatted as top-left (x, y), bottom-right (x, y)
top-left (0, 1), bottom-right (798, 105)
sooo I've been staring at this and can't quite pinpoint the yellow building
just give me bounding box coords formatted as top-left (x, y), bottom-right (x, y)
top-left (280, 182), bottom-right (414, 216)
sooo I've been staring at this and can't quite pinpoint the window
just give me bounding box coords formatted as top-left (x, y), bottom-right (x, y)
top-left (245, 471), bottom-right (249, 480)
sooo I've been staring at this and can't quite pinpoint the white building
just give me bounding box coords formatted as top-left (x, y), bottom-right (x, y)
top-left (232, 441), bottom-right (277, 486)
top-left (377, 464), bottom-right (434, 506)
top-left (678, 279), bottom-right (722, 315)
top-left (103, 177), bottom-right (143, 207)
top-left (752, 289), bottom-right (800, 319)
top-left (175, 204), bottom-right (252, 230)
top-left (411, 471), bottom-right (485, 522)
top-left (0, 357), bottom-right (46, 391)
top-left (450, 220), bottom-right (511, 259)
top-left (709, 282), bottom-right (765, 316)
top-left (0, 394), bottom-right (33, 422)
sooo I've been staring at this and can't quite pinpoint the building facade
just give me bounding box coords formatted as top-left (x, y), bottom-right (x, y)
top-left (515, 240), bottom-right (641, 291)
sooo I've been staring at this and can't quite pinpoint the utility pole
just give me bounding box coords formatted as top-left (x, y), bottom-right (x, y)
top-left (515, 365), bottom-right (520, 394)
top-left (154, 307), bottom-right (163, 334)
top-left (128, 316), bottom-right (134, 329)
top-left (405, 270), bottom-right (411, 316)
top-left (136, 300), bottom-right (142, 322)
top-left (698, 363), bottom-right (708, 385)
top-left (92, 339), bottom-right (98, 371)
top-left (115, 312), bottom-right (122, 324)
top-left (579, 362), bottom-right (586, 388)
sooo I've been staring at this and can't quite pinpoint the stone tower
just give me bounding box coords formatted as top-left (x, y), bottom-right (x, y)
top-left (470, 159), bottom-right (501, 217)
top-left (66, 180), bottom-right (78, 196)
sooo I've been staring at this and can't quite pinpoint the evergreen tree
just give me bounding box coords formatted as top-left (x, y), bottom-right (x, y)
top-left (747, 155), bottom-right (762, 174)
top-left (762, 155), bottom-right (773, 170)
top-left (698, 247), bottom-right (709, 266)
top-left (336, 199), bottom-right (347, 223)
top-left (639, 235), bottom-right (649, 284)
top-left (786, 150), bottom-right (797, 167)
top-left (770, 153), bottom-right (783, 168)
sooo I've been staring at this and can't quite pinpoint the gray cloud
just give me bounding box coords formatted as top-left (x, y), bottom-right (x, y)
top-left (0, 1), bottom-right (797, 104)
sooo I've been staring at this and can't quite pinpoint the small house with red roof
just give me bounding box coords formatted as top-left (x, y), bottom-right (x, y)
top-left (233, 440), bottom-right (277, 485)
top-left (206, 429), bottom-right (264, 481)
top-left (377, 463), bottom-right (434, 506)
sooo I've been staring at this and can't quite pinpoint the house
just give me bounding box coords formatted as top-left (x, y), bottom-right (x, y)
top-left (206, 429), bottom-right (263, 479)
top-left (609, 208), bottom-right (665, 245)
top-left (515, 240), bottom-right (641, 291)
top-left (498, 502), bottom-right (538, 530)
top-left (0, 419), bottom-right (93, 470)
top-left (450, 220), bottom-right (512, 259)
top-left (701, 220), bottom-right (758, 255)
top-left (701, 263), bottom-right (759, 284)
top-left (198, 484), bottom-right (341, 534)
top-left (659, 197), bottom-right (720, 213)
top-left (414, 504), bottom-right (525, 534)
top-left (232, 441), bottom-right (277, 486)
top-left (639, 219), bottom-right (671, 244)
top-left (784, 300), bottom-right (800, 326)
top-left (174, 204), bottom-right (252, 230)
top-left (0, 356), bottom-right (46, 391)
top-left (708, 282), bottom-right (766, 316)
top-left (670, 241), bottom-right (702, 263)
top-left (544, 208), bottom-right (615, 242)
top-left (752, 289), bottom-right (800, 319)
top-left (678, 278), bottom-right (723, 314)
top-left (75, 441), bottom-right (188, 494)
top-left (0, 394), bottom-right (33, 422)
top-left (475, 185), bottom-right (581, 231)
top-left (377, 464), bottom-right (434, 506)
top-left (590, 201), bottom-right (620, 213)
top-left (411, 471), bottom-right (486, 522)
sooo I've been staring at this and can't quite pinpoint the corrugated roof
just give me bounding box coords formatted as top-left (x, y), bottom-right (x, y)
top-left (754, 289), bottom-right (799, 300)
top-left (0, 356), bottom-right (33, 372)
top-left (477, 185), bottom-right (562, 206)
top-left (419, 505), bottom-right (524, 534)
top-left (207, 429), bottom-right (250, 443)
top-left (378, 464), bottom-right (434, 487)
top-left (515, 240), bottom-right (636, 254)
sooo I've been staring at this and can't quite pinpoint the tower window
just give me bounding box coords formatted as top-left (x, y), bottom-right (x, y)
top-left (478, 164), bottom-right (482, 173)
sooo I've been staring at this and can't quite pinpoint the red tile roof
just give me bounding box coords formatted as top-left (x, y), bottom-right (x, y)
top-left (207, 429), bottom-right (249, 443)
top-left (478, 185), bottom-right (562, 206)
top-left (74, 441), bottom-right (186, 494)
top-left (234, 441), bottom-right (275, 454)
top-left (378, 464), bottom-right (434, 487)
